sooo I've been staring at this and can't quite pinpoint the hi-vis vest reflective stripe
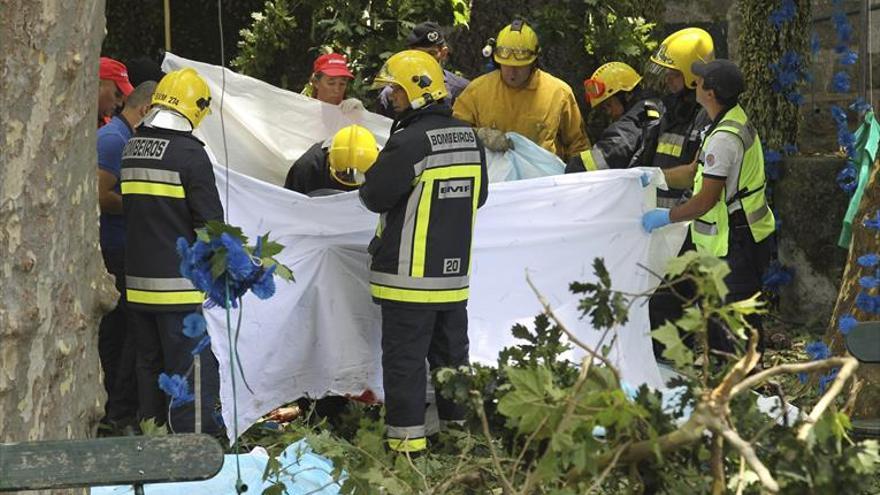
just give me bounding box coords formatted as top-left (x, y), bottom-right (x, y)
top-left (578, 148), bottom-right (607, 171)
top-left (691, 105), bottom-right (775, 257)
top-left (370, 150), bottom-right (482, 304)
top-left (125, 275), bottom-right (204, 306)
top-left (120, 167), bottom-right (185, 198)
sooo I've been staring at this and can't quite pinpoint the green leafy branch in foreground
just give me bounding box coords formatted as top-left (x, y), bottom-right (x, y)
top-left (255, 254), bottom-right (878, 494)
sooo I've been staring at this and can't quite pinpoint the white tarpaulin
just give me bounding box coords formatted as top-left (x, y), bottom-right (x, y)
top-left (162, 54), bottom-right (687, 440)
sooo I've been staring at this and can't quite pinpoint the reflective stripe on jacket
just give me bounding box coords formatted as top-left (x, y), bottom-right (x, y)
top-left (359, 104), bottom-right (488, 309)
top-left (121, 126), bottom-right (224, 312)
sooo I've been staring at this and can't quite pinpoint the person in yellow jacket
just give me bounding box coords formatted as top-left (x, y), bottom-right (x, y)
top-left (641, 59), bottom-right (775, 354)
top-left (452, 19), bottom-right (589, 161)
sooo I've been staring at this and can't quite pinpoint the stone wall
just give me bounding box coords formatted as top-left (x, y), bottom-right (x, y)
top-left (773, 156), bottom-right (850, 329)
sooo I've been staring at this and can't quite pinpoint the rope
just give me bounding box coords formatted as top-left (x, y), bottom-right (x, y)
top-left (216, 1), bottom-right (246, 493)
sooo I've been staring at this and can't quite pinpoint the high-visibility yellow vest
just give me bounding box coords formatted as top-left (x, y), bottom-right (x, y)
top-left (691, 105), bottom-right (775, 257)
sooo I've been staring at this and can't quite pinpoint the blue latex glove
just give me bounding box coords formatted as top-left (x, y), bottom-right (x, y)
top-left (640, 172), bottom-right (651, 188)
top-left (642, 208), bottom-right (671, 233)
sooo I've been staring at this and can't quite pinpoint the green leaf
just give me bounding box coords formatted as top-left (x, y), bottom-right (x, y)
top-left (211, 251), bottom-right (228, 279)
top-left (651, 322), bottom-right (693, 368)
top-left (497, 366), bottom-right (558, 433)
top-left (593, 258), bottom-right (611, 287)
top-left (664, 251), bottom-right (700, 277)
top-left (705, 259), bottom-right (731, 300)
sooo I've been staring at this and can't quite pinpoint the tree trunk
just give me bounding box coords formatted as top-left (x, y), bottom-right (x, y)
top-left (0, 0), bottom-right (115, 450)
top-left (827, 156), bottom-right (880, 419)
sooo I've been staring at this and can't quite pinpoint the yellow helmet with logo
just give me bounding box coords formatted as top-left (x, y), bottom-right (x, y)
top-left (649, 27), bottom-right (715, 89)
top-left (370, 50), bottom-right (447, 110)
top-left (152, 68), bottom-right (212, 128)
top-left (328, 125), bottom-right (379, 187)
top-left (584, 62), bottom-right (642, 108)
top-left (494, 20), bottom-right (539, 67)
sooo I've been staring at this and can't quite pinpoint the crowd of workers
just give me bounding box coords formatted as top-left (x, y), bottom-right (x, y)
top-left (95, 19), bottom-right (775, 455)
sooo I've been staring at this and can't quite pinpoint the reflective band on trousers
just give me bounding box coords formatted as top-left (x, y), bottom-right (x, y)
top-left (693, 220), bottom-right (718, 235)
top-left (386, 437), bottom-right (427, 452)
top-left (121, 181), bottom-right (185, 198)
top-left (370, 284), bottom-right (469, 304)
top-left (126, 289), bottom-right (204, 305)
top-left (370, 271), bottom-right (469, 290)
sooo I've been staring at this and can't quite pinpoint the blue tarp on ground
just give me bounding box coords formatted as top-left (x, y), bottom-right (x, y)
top-left (91, 439), bottom-right (341, 495)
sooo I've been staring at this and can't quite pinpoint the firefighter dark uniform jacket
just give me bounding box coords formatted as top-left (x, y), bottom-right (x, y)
top-left (283, 140), bottom-right (358, 195)
top-left (359, 103), bottom-right (488, 310)
top-left (648, 89), bottom-right (712, 207)
top-left (121, 125), bottom-right (224, 313)
top-left (566, 89), bottom-right (663, 173)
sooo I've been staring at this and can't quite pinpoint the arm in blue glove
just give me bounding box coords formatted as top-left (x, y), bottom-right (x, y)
top-left (642, 208), bottom-right (671, 233)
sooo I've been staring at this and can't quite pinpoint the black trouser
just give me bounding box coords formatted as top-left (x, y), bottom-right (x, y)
top-left (381, 304), bottom-right (469, 440)
top-left (98, 248), bottom-right (138, 422)
top-left (129, 309), bottom-right (221, 434)
top-left (650, 234), bottom-right (698, 355)
top-left (710, 225), bottom-right (776, 354)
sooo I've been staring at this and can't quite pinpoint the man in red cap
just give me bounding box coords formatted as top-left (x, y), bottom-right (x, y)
top-left (304, 53), bottom-right (363, 112)
top-left (98, 57), bottom-right (134, 127)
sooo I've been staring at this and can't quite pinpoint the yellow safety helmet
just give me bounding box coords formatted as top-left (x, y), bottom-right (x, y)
top-left (649, 27), bottom-right (715, 89)
top-left (370, 50), bottom-right (447, 110)
top-left (494, 20), bottom-right (539, 67)
top-left (584, 62), bottom-right (642, 108)
top-left (328, 125), bottom-right (379, 187)
top-left (152, 68), bottom-right (212, 128)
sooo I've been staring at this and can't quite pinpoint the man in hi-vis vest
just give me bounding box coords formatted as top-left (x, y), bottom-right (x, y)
top-left (641, 59), bottom-right (775, 354)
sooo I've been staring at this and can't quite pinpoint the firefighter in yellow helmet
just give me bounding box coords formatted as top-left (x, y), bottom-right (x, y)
top-left (122, 67), bottom-right (224, 433)
top-left (452, 19), bottom-right (589, 160)
top-left (644, 28), bottom-right (717, 360)
top-left (284, 124), bottom-right (379, 196)
top-left (566, 62), bottom-right (663, 173)
top-left (362, 49), bottom-right (488, 454)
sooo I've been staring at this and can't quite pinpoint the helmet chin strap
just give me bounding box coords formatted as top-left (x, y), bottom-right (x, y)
top-left (143, 107), bottom-right (194, 132)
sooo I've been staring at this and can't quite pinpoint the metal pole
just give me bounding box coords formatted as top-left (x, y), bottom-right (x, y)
top-left (164, 0), bottom-right (172, 52)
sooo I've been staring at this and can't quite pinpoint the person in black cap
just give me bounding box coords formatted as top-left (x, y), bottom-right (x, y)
top-left (641, 59), bottom-right (776, 356)
top-left (375, 21), bottom-right (469, 118)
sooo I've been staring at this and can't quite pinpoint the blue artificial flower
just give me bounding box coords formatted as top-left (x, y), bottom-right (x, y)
top-left (865, 211), bottom-right (880, 231)
top-left (191, 334), bottom-right (211, 356)
top-left (840, 50), bottom-right (858, 66)
top-left (855, 291), bottom-right (877, 313)
top-left (859, 276), bottom-right (880, 289)
top-left (830, 105), bottom-right (848, 126)
top-left (768, 0), bottom-right (796, 28)
top-left (182, 312), bottom-right (208, 338)
top-left (810, 32), bottom-right (820, 55)
top-left (780, 50), bottom-right (801, 67)
top-left (158, 373), bottom-right (194, 408)
top-left (764, 149), bottom-right (783, 163)
top-left (838, 129), bottom-right (856, 157)
top-left (786, 92), bottom-right (805, 106)
top-left (762, 261), bottom-right (794, 292)
top-left (832, 71), bottom-right (851, 92)
top-left (832, 12), bottom-right (853, 43)
top-left (782, 143), bottom-right (798, 155)
top-left (251, 265), bottom-right (277, 300)
top-left (818, 368), bottom-right (839, 394)
top-left (805, 341), bottom-right (831, 360)
top-left (221, 233), bottom-right (257, 281)
top-left (838, 314), bottom-right (857, 335)
top-left (765, 161), bottom-right (781, 181)
top-left (836, 165), bottom-right (857, 193)
top-left (850, 97), bottom-right (872, 114)
top-left (857, 253), bottom-right (880, 267)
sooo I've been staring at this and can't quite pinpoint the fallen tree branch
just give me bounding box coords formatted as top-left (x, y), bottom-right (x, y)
top-left (711, 419), bottom-right (778, 493)
top-left (710, 434), bottom-right (725, 495)
top-left (797, 356), bottom-right (859, 441)
top-left (525, 272), bottom-right (620, 383)
top-left (473, 392), bottom-right (516, 495)
top-left (584, 441), bottom-right (631, 495)
top-left (729, 357), bottom-right (856, 398)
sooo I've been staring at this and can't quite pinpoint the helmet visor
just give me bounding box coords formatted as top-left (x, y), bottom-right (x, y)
top-left (494, 46), bottom-right (537, 62)
top-left (369, 63), bottom-right (397, 90)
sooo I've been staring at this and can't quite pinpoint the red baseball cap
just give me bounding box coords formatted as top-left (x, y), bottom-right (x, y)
top-left (99, 57), bottom-right (134, 96)
top-left (312, 53), bottom-right (354, 79)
